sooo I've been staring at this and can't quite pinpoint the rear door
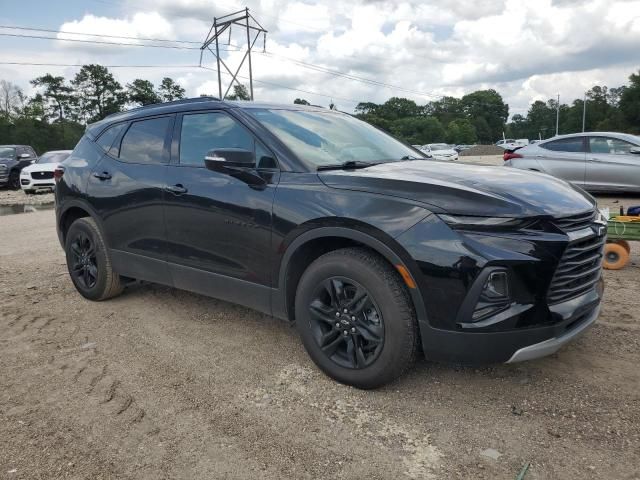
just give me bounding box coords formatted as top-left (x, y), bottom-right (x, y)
top-left (535, 136), bottom-right (587, 186)
top-left (87, 116), bottom-right (173, 284)
top-left (585, 136), bottom-right (640, 192)
top-left (163, 109), bottom-right (279, 312)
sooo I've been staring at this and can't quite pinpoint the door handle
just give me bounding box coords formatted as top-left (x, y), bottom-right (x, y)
top-left (587, 158), bottom-right (600, 163)
top-left (165, 184), bottom-right (188, 194)
top-left (93, 171), bottom-right (112, 180)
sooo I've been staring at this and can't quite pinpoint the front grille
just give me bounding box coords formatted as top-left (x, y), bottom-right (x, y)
top-left (553, 210), bottom-right (596, 232)
top-left (0, 164), bottom-right (7, 172)
top-left (547, 231), bottom-right (604, 304)
top-left (31, 171), bottom-right (54, 180)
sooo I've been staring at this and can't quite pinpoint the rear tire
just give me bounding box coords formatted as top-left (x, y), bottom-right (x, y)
top-left (65, 217), bottom-right (123, 301)
top-left (295, 247), bottom-right (418, 389)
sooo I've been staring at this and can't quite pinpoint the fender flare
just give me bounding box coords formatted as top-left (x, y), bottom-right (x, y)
top-left (57, 199), bottom-right (108, 246)
top-left (274, 226), bottom-right (428, 325)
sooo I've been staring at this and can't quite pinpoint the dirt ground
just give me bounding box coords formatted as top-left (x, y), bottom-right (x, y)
top-left (1, 172), bottom-right (640, 480)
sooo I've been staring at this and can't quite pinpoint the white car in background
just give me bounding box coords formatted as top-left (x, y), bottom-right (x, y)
top-left (422, 143), bottom-right (459, 161)
top-left (20, 150), bottom-right (72, 194)
top-left (496, 138), bottom-right (529, 150)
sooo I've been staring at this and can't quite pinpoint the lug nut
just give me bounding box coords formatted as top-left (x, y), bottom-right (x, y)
top-left (335, 312), bottom-right (340, 317)
top-left (351, 316), bottom-right (355, 321)
top-left (343, 308), bottom-right (348, 313)
top-left (335, 323), bottom-right (340, 328)
top-left (343, 330), bottom-right (349, 336)
top-left (351, 327), bottom-right (356, 333)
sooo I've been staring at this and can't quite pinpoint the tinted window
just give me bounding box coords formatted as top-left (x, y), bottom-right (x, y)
top-left (119, 117), bottom-right (170, 164)
top-left (0, 147), bottom-right (15, 159)
top-left (96, 123), bottom-right (126, 155)
top-left (179, 112), bottom-right (254, 166)
top-left (256, 141), bottom-right (277, 169)
top-left (542, 137), bottom-right (585, 153)
top-left (589, 137), bottom-right (636, 155)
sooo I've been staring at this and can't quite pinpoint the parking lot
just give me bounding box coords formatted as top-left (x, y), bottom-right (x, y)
top-left (1, 158), bottom-right (639, 479)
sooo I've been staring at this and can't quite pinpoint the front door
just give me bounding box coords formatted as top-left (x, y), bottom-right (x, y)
top-left (536, 136), bottom-right (587, 187)
top-left (164, 110), bottom-right (279, 312)
top-left (585, 136), bottom-right (640, 192)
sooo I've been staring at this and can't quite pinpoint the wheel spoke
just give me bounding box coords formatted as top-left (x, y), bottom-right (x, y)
top-left (357, 321), bottom-right (383, 344)
top-left (319, 329), bottom-right (340, 347)
top-left (323, 279), bottom-right (340, 308)
top-left (309, 300), bottom-right (336, 325)
top-left (83, 267), bottom-right (91, 287)
top-left (354, 336), bottom-right (367, 367)
top-left (87, 264), bottom-right (98, 280)
top-left (321, 333), bottom-right (344, 356)
top-left (70, 242), bottom-right (82, 256)
top-left (346, 286), bottom-right (368, 313)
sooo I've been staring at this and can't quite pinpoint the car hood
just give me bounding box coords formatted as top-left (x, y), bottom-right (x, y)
top-left (318, 160), bottom-right (595, 217)
top-left (431, 149), bottom-right (457, 155)
top-left (21, 163), bottom-right (58, 173)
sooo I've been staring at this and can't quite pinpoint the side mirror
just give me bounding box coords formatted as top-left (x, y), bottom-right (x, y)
top-left (30, 159), bottom-right (36, 164)
top-left (204, 148), bottom-right (255, 172)
top-left (630, 147), bottom-right (640, 155)
top-left (19, 153), bottom-right (31, 159)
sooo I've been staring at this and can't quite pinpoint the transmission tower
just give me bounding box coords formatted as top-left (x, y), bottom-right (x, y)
top-left (200, 7), bottom-right (267, 100)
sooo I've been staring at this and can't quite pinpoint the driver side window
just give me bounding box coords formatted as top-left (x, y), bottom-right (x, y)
top-left (179, 112), bottom-right (255, 167)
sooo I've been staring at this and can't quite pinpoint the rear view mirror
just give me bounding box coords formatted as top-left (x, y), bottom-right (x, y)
top-left (19, 153), bottom-right (30, 159)
top-left (630, 147), bottom-right (640, 155)
top-left (204, 148), bottom-right (255, 172)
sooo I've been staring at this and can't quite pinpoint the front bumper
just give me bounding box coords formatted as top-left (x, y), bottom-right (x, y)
top-left (395, 212), bottom-right (604, 365)
top-left (20, 175), bottom-right (55, 190)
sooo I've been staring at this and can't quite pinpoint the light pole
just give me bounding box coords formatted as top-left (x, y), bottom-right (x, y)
top-left (582, 92), bottom-right (587, 132)
top-left (555, 93), bottom-right (560, 136)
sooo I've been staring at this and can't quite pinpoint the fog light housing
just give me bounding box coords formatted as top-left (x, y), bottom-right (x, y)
top-left (484, 271), bottom-right (509, 299)
top-left (472, 270), bottom-right (511, 321)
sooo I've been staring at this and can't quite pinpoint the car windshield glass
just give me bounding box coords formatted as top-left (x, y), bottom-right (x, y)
top-left (0, 147), bottom-right (15, 159)
top-left (247, 108), bottom-right (422, 167)
top-left (430, 144), bottom-right (450, 150)
top-left (38, 152), bottom-right (70, 164)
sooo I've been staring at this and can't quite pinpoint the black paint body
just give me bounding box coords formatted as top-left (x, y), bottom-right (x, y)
top-left (56, 99), bottom-right (603, 364)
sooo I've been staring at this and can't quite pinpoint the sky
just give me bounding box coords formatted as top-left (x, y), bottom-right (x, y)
top-left (1, 0), bottom-right (639, 117)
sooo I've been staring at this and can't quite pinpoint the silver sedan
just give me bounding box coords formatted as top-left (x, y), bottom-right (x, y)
top-left (504, 132), bottom-right (640, 192)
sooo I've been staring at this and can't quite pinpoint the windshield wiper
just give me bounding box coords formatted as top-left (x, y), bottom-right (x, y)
top-left (317, 160), bottom-right (379, 171)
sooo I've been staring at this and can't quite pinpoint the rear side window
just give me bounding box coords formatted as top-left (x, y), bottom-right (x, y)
top-left (541, 137), bottom-right (585, 153)
top-left (179, 112), bottom-right (254, 166)
top-left (119, 117), bottom-right (171, 164)
top-left (589, 137), bottom-right (635, 155)
top-left (96, 123), bottom-right (126, 155)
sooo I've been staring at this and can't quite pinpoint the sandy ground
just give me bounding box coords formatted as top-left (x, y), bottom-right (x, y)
top-left (1, 167), bottom-right (640, 479)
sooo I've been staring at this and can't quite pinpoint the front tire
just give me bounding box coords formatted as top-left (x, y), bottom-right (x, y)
top-left (295, 247), bottom-right (418, 389)
top-left (65, 217), bottom-right (123, 301)
top-left (9, 171), bottom-right (20, 190)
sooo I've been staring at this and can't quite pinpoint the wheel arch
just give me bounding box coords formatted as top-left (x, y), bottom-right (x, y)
top-left (274, 225), bottom-right (428, 327)
top-left (58, 200), bottom-right (106, 247)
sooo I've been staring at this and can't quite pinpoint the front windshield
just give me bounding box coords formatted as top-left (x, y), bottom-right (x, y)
top-left (38, 152), bottom-right (70, 164)
top-left (430, 144), bottom-right (450, 150)
top-left (0, 147), bottom-right (15, 159)
top-left (248, 108), bottom-right (423, 167)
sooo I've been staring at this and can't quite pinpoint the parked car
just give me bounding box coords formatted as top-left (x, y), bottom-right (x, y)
top-left (20, 150), bottom-right (72, 194)
top-left (55, 98), bottom-right (604, 388)
top-left (454, 144), bottom-right (474, 153)
top-left (504, 132), bottom-right (640, 192)
top-left (0, 145), bottom-right (38, 189)
top-left (496, 138), bottom-right (529, 150)
top-left (422, 143), bottom-right (459, 161)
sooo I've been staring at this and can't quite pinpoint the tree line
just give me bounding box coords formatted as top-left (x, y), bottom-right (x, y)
top-left (1, 64), bottom-right (639, 154)
top-left (352, 69), bottom-right (640, 145)
top-left (0, 65), bottom-right (187, 153)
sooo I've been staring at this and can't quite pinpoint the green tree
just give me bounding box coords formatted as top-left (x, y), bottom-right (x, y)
top-left (71, 65), bottom-right (125, 122)
top-left (126, 79), bottom-right (160, 106)
top-left (378, 97), bottom-right (420, 120)
top-left (226, 84), bottom-right (250, 101)
top-left (30, 74), bottom-right (73, 122)
top-left (472, 116), bottom-right (493, 143)
top-left (390, 116), bottom-right (445, 144)
top-left (620, 70), bottom-right (640, 132)
top-left (446, 119), bottom-right (477, 144)
top-left (293, 98), bottom-right (310, 105)
top-left (354, 102), bottom-right (379, 115)
top-left (461, 90), bottom-right (508, 141)
top-left (158, 77), bottom-right (186, 102)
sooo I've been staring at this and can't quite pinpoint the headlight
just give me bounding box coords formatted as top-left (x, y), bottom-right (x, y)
top-left (438, 214), bottom-right (528, 229)
top-left (20, 170), bottom-right (30, 176)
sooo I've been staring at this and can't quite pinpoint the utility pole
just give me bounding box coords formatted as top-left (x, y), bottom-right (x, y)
top-left (200, 7), bottom-right (267, 100)
top-left (582, 92), bottom-right (587, 132)
top-left (555, 93), bottom-right (560, 136)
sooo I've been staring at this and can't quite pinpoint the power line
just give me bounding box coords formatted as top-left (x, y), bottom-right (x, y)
top-left (0, 61), bottom-right (362, 105)
top-left (0, 24), bottom-right (445, 100)
top-left (0, 24), bottom-right (202, 44)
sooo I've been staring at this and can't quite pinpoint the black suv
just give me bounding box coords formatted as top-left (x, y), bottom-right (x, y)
top-left (55, 98), bottom-right (605, 388)
top-left (0, 145), bottom-right (38, 189)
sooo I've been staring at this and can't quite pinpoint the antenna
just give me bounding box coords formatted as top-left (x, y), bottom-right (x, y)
top-left (200, 7), bottom-right (268, 101)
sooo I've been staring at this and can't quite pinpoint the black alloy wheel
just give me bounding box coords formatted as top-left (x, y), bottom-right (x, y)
top-left (69, 231), bottom-right (98, 289)
top-left (9, 171), bottom-right (20, 189)
top-left (309, 277), bottom-right (384, 369)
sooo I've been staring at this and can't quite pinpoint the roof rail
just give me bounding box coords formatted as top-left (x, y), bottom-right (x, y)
top-left (103, 96), bottom-right (221, 120)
